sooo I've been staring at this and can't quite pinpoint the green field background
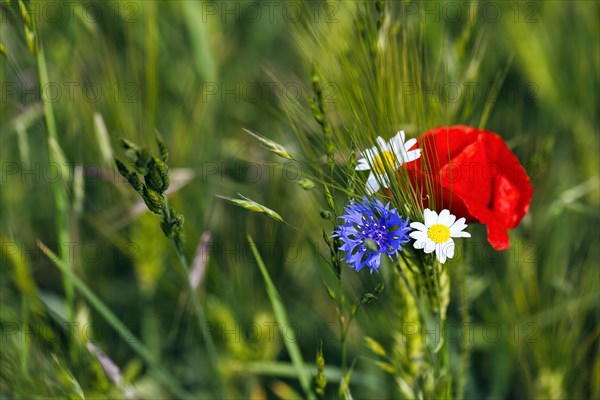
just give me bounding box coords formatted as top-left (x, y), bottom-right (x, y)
top-left (1, 1), bottom-right (598, 398)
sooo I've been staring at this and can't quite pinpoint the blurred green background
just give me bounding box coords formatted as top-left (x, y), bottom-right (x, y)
top-left (1, 0), bottom-right (598, 398)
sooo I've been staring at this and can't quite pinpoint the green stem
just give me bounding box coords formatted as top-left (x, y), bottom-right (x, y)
top-left (419, 255), bottom-right (437, 317)
top-left (457, 261), bottom-right (470, 399)
top-left (178, 244), bottom-right (223, 395)
top-left (430, 261), bottom-right (452, 398)
top-left (36, 41), bottom-right (75, 357)
top-left (20, 298), bottom-right (30, 376)
top-left (430, 262), bottom-right (444, 324)
top-left (226, 361), bottom-right (340, 381)
top-left (338, 271), bottom-right (347, 376)
top-left (162, 197), bottom-right (224, 397)
top-left (396, 256), bottom-right (448, 396)
top-left (394, 258), bottom-right (422, 318)
top-left (37, 46), bottom-right (72, 305)
top-left (145, 2), bottom-right (158, 132)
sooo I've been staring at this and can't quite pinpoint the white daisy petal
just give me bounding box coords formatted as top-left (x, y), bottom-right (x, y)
top-left (455, 217), bottom-right (467, 227)
top-left (413, 240), bottom-right (426, 250)
top-left (438, 209), bottom-right (450, 225)
top-left (380, 173), bottom-right (391, 188)
top-left (395, 130), bottom-right (406, 143)
top-left (436, 244), bottom-right (447, 263)
top-left (444, 239), bottom-right (455, 260)
top-left (365, 174), bottom-right (380, 194)
top-left (376, 136), bottom-right (388, 151)
top-left (447, 213), bottom-right (456, 227)
top-left (453, 230), bottom-right (471, 238)
top-left (450, 218), bottom-right (468, 234)
top-left (355, 158), bottom-right (371, 170)
top-left (423, 243), bottom-right (436, 254)
top-left (424, 208), bottom-right (437, 227)
top-left (364, 148), bottom-right (379, 163)
top-left (403, 138), bottom-right (417, 151)
top-left (409, 231), bottom-right (427, 241)
top-left (409, 222), bottom-right (428, 232)
top-left (405, 149), bottom-right (421, 162)
top-left (389, 133), bottom-right (407, 160)
top-left (389, 140), bottom-right (405, 163)
top-left (390, 131), bottom-right (404, 150)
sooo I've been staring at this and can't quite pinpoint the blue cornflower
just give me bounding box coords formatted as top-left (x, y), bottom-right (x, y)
top-left (333, 196), bottom-right (411, 272)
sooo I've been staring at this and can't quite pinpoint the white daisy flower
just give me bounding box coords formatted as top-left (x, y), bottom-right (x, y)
top-left (355, 130), bottom-right (421, 195)
top-left (409, 209), bottom-right (471, 264)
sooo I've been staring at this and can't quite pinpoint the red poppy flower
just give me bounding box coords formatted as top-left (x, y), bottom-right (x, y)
top-left (405, 125), bottom-right (533, 250)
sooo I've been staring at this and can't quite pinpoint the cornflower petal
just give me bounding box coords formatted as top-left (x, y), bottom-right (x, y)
top-left (333, 197), bottom-right (411, 272)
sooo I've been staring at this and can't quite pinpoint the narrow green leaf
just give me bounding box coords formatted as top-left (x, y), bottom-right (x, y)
top-left (93, 113), bottom-right (114, 167)
top-left (247, 235), bottom-right (316, 400)
top-left (37, 44), bottom-right (73, 329)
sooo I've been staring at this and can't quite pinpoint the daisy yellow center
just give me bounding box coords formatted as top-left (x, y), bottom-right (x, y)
top-left (427, 224), bottom-right (450, 243)
top-left (373, 151), bottom-right (396, 174)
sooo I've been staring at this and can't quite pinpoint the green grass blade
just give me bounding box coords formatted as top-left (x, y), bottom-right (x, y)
top-left (36, 241), bottom-right (191, 399)
top-left (180, 1), bottom-right (217, 82)
top-left (247, 235), bottom-right (316, 400)
top-left (36, 44), bottom-right (73, 322)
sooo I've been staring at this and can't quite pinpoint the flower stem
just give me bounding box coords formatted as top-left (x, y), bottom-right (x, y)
top-left (398, 254), bottom-right (451, 397)
top-left (394, 258), bottom-right (421, 317)
top-left (36, 42), bottom-right (75, 358)
top-left (430, 261), bottom-right (452, 397)
top-left (457, 261), bottom-right (471, 399)
top-left (417, 253), bottom-right (438, 316)
top-left (338, 270), bottom-right (348, 376)
top-left (162, 197), bottom-right (223, 397)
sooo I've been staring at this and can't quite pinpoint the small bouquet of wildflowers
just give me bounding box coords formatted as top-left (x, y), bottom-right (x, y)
top-left (326, 123), bottom-right (533, 397)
